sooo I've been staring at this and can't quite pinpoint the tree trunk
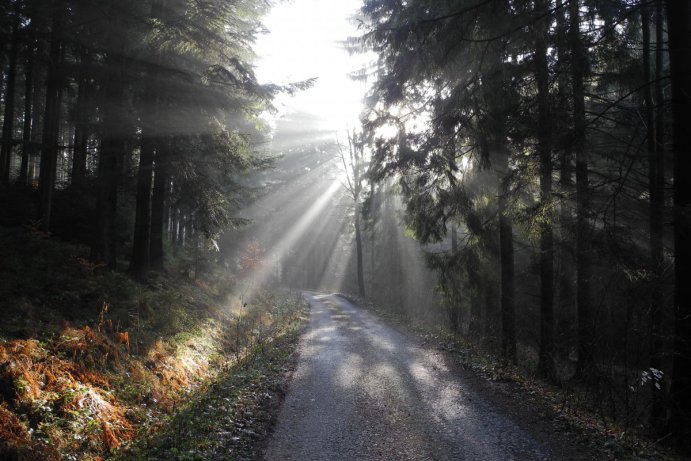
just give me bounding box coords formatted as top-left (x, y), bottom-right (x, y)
top-left (484, 48), bottom-right (517, 363)
top-left (355, 206), bottom-right (365, 297)
top-left (19, 34), bottom-right (35, 187)
top-left (653, 0), bottom-right (667, 424)
top-left (665, 0), bottom-right (691, 445)
top-left (92, 15), bottom-right (128, 268)
top-left (172, 206), bottom-right (181, 256)
top-left (129, 14), bottom-right (164, 277)
top-left (71, 47), bottom-right (92, 186)
top-left (569, 0), bottom-right (595, 379)
top-left (535, 0), bottom-right (556, 381)
top-left (128, 126), bottom-right (155, 276)
top-left (92, 73), bottom-right (125, 268)
top-left (369, 182), bottom-right (376, 294)
top-left (554, 0), bottom-right (576, 367)
top-left (27, 32), bottom-right (47, 189)
top-left (447, 224), bottom-right (462, 332)
top-left (38, 1), bottom-right (65, 232)
top-left (146, 0), bottom-right (170, 272)
top-left (499, 169), bottom-right (516, 363)
top-left (163, 178), bottom-right (171, 240)
top-left (643, 1), bottom-right (667, 432)
top-left (467, 247), bottom-right (483, 336)
top-left (0, 4), bottom-right (21, 185)
top-left (150, 144), bottom-right (169, 271)
top-left (345, 131), bottom-right (366, 298)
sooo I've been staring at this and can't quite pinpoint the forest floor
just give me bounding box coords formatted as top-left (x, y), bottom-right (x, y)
top-left (0, 226), bottom-right (307, 460)
top-left (266, 293), bottom-right (684, 461)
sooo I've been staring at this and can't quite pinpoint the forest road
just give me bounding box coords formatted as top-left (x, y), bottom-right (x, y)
top-left (264, 293), bottom-right (585, 461)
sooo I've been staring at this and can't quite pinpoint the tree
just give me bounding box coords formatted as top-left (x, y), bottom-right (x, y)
top-left (641, 0), bottom-right (666, 431)
top-left (650, 0), bottom-right (666, 431)
top-left (358, 0), bottom-right (676, 384)
top-left (18, 9), bottom-right (37, 187)
top-left (0, 0), bottom-right (20, 185)
top-left (360, 0), bottom-right (524, 362)
top-left (534, 0), bottom-right (556, 381)
top-left (70, 46), bottom-right (94, 186)
top-left (90, 0), bottom-right (133, 268)
top-left (339, 130), bottom-right (367, 298)
top-left (568, 0), bottom-right (595, 379)
top-left (665, 0), bottom-right (691, 445)
top-left (129, 0), bottom-right (166, 277)
top-left (358, 0), bottom-right (691, 443)
top-left (38, 0), bottom-right (65, 233)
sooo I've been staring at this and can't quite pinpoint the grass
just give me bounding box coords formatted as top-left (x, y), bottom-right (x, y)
top-left (117, 316), bottom-right (305, 461)
top-left (0, 226), bottom-right (308, 460)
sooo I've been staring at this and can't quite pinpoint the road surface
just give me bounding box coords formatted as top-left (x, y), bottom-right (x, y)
top-left (264, 293), bottom-right (585, 460)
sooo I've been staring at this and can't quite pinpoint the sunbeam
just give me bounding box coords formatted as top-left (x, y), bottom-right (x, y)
top-left (230, 178), bottom-right (344, 303)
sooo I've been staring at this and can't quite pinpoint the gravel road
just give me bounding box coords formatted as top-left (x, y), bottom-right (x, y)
top-left (264, 293), bottom-right (582, 461)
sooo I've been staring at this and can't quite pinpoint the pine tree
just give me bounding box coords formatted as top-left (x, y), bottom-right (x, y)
top-left (534, 0), bottom-right (556, 381)
top-left (38, 0), bottom-right (65, 232)
top-left (666, 0), bottom-right (691, 445)
top-left (0, 0), bottom-right (20, 185)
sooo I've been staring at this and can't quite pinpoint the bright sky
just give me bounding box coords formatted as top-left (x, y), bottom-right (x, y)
top-left (255, 0), bottom-right (370, 134)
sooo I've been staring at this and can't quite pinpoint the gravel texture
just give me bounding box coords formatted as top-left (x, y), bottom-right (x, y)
top-left (264, 293), bottom-right (584, 461)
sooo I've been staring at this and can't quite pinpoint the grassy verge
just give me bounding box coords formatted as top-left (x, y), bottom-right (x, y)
top-left (117, 318), bottom-right (305, 461)
top-left (0, 226), bottom-right (307, 460)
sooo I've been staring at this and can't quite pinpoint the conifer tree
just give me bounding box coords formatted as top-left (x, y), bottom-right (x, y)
top-left (666, 0), bottom-right (691, 445)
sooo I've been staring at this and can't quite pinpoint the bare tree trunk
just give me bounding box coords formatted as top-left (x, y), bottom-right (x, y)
top-left (163, 178), bottom-right (172, 240)
top-left (92, 71), bottom-right (125, 268)
top-left (343, 131), bottom-right (366, 297)
top-left (19, 34), bottom-right (36, 186)
top-left (355, 207), bottom-right (365, 297)
top-left (467, 247), bottom-right (483, 336)
top-left (38, 0), bottom-right (65, 232)
top-left (555, 0), bottom-right (576, 368)
top-left (535, 0), bottom-right (555, 381)
top-left (129, 127), bottom-right (155, 276)
top-left (484, 47), bottom-right (517, 363)
top-left (27, 32), bottom-right (46, 189)
top-left (92, 10), bottom-right (128, 268)
top-left (172, 206), bottom-right (181, 256)
top-left (652, 0), bottom-right (667, 432)
top-left (569, 0), bottom-right (595, 379)
top-left (643, 1), bottom-right (667, 432)
top-left (0, 3), bottom-right (20, 185)
top-left (150, 144), bottom-right (169, 271)
top-left (71, 47), bottom-right (92, 186)
top-left (499, 163), bottom-right (516, 364)
top-left (665, 0), bottom-right (691, 445)
top-left (368, 182), bottom-right (377, 293)
top-left (446, 224), bottom-right (462, 332)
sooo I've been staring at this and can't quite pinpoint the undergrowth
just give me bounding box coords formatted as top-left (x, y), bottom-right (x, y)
top-left (0, 226), bottom-right (307, 460)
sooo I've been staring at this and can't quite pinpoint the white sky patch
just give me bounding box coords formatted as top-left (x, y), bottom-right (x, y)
top-left (255, 0), bottom-right (371, 133)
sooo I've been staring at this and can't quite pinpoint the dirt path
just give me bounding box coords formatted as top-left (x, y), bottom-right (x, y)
top-left (264, 293), bottom-right (590, 461)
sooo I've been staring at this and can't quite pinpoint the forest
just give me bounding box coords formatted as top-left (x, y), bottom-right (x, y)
top-left (1, 0), bottom-right (690, 459)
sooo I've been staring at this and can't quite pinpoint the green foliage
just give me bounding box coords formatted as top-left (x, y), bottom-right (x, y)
top-left (0, 0), bottom-right (300, 273)
top-left (358, 0), bottom-right (682, 445)
top-left (170, 124), bottom-right (275, 240)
